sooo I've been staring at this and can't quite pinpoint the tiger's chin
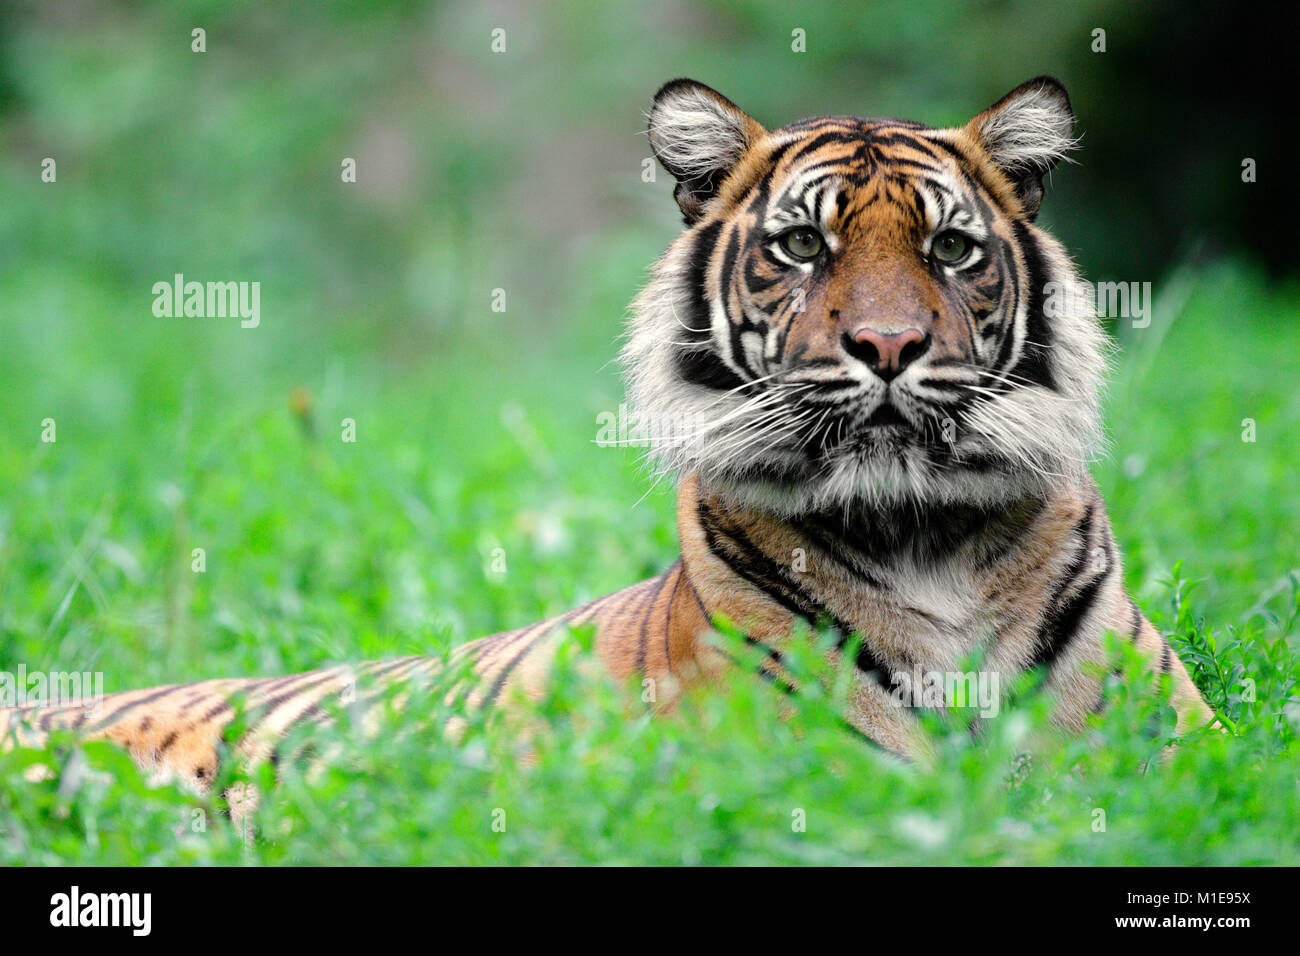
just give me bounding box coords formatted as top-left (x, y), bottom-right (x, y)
top-left (693, 432), bottom-right (1065, 519)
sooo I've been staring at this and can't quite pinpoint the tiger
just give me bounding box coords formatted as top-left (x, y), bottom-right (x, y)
top-left (1, 76), bottom-right (1213, 797)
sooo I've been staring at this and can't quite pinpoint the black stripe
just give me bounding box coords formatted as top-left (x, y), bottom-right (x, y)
top-left (249, 672), bottom-right (348, 728)
top-left (684, 568), bottom-right (710, 620)
top-left (477, 620), bottom-right (546, 673)
top-left (684, 219), bottom-right (722, 343)
top-left (676, 346), bottom-right (746, 391)
top-left (660, 567), bottom-right (790, 697)
top-left (1006, 221), bottom-right (1057, 391)
top-left (789, 130), bottom-right (858, 162)
top-left (1034, 571), bottom-right (1108, 673)
top-left (743, 256), bottom-right (784, 292)
top-left (793, 516), bottom-right (887, 590)
top-left (1091, 599), bottom-right (1141, 717)
top-left (700, 504), bottom-right (831, 624)
top-left (561, 587), bottom-right (624, 633)
top-left (698, 503), bottom-right (891, 681)
top-left (871, 130), bottom-right (943, 159)
top-left (485, 626), bottom-right (555, 707)
top-left (681, 566), bottom-right (787, 682)
top-left (81, 684), bottom-right (185, 733)
top-left (662, 559), bottom-right (684, 675)
top-left (971, 497), bottom-right (1048, 570)
top-left (1029, 504), bottom-right (1109, 672)
top-left (200, 699), bottom-right (232, 724)
top-left (990, 239), bottom-right (1023, 375)
top-left (636, 569), bottom-right (672, 675)
top-left (714, 646), bottom-right (796, 695)
top-left (719, 224), bottom-right (740, 298)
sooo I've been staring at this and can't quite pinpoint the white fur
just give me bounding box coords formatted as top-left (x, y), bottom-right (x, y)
top-left (647, 86), bottom-right (753, 180)
top-left (976, 84), bottom-right (1079, 176)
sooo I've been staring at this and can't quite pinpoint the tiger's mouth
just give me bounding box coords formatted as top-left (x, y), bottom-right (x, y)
top-left (795, 395), bottom-right (936, 463)
top-left (861, 403), bottom-right (910, 429)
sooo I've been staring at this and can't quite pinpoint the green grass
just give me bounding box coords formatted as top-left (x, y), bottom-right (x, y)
top-left (1, 259), bottom-right (1298, 866)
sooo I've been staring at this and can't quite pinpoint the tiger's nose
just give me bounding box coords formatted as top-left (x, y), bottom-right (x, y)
top-left (843, 327), bottom-right (930, 382)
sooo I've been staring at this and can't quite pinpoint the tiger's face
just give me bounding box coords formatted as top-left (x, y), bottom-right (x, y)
top-left (625, 78), bottom-right (1108, 516)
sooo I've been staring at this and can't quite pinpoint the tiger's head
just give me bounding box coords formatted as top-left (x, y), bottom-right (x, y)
top-left (624, 78), bottom-right (1107, 516)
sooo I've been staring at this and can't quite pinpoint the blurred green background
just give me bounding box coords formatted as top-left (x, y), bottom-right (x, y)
top-left (1, 0), bottom-right (1297, 866)
top-left (0, 0), bottom-right (1296, 683)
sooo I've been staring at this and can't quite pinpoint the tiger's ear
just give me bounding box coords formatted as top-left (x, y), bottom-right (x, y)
top-left (966, 76), bottom-right (1077, 219)
top-left (648, 79), bottom-right (766, 224)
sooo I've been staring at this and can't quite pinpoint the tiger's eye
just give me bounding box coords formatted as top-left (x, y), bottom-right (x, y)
top-left (780, 228), bottom-right (824, 260)
top-left (932, 231), bottom-right (970, 264)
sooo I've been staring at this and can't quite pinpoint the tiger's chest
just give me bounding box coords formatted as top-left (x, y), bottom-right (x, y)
top-left (827, 555), bottom-right (1008, 673)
